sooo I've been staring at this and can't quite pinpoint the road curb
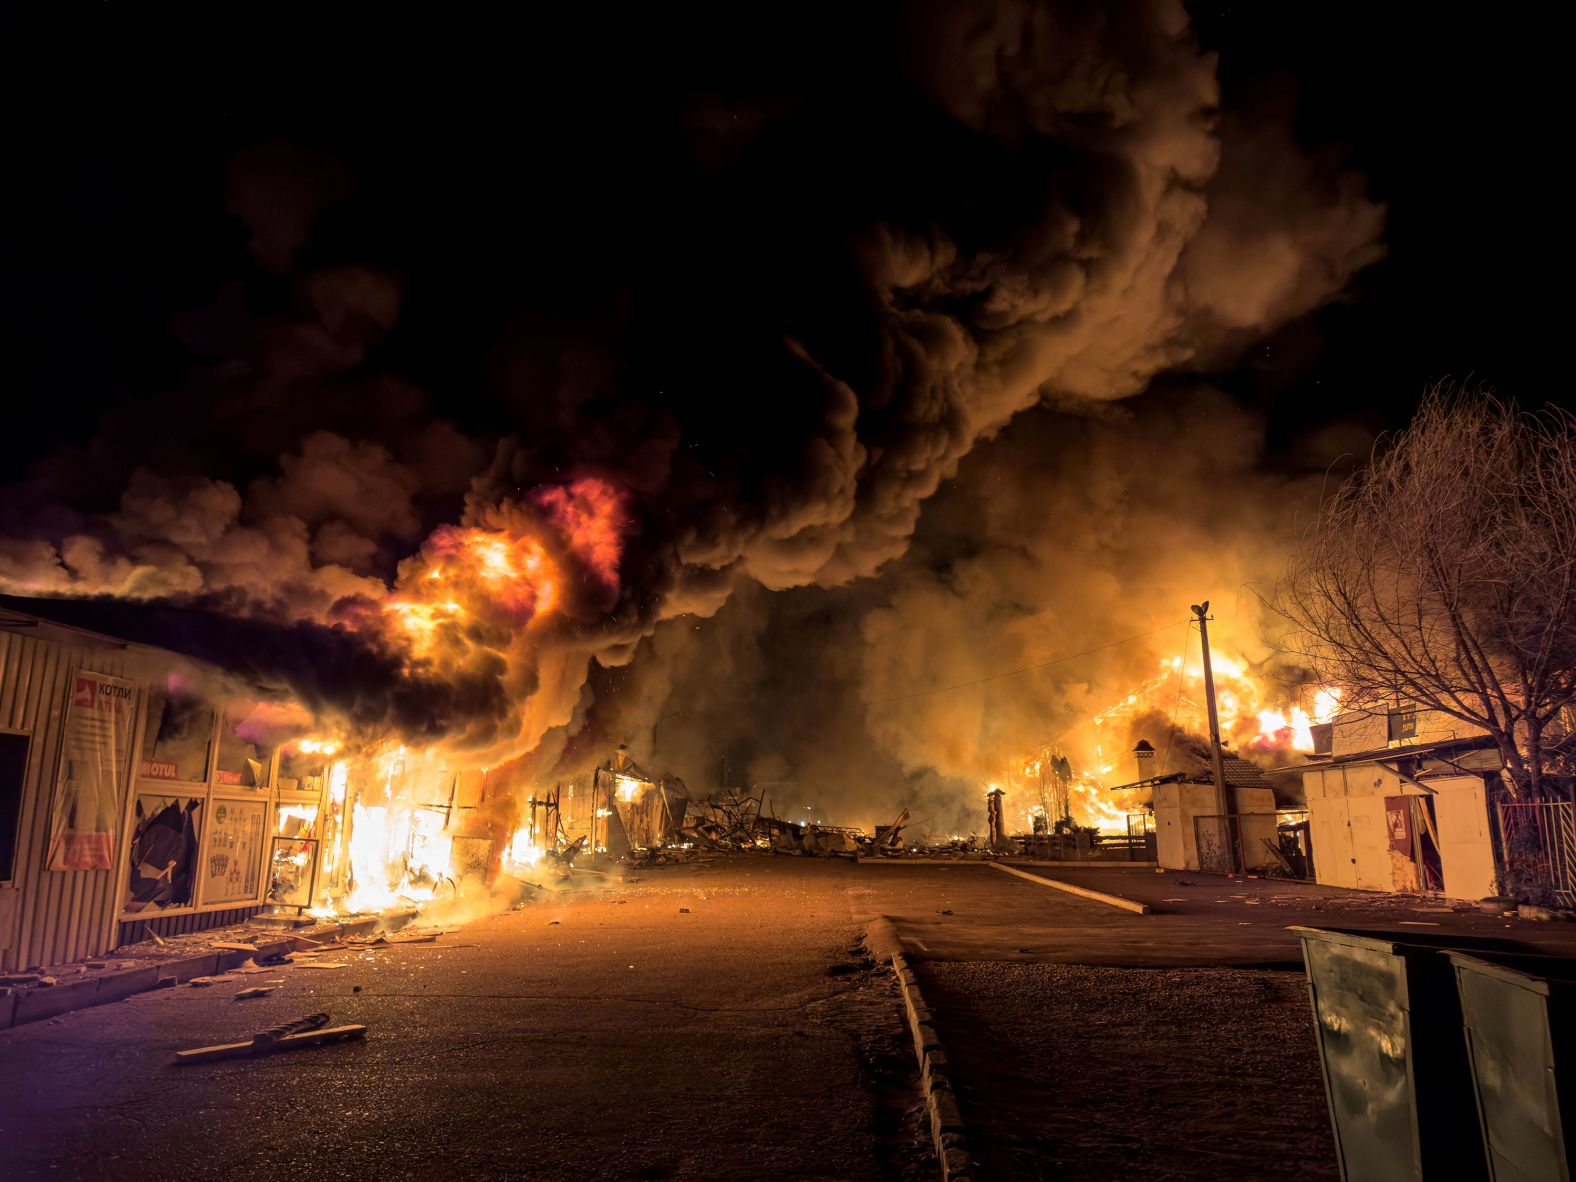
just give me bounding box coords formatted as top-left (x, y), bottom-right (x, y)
top-left (991, 861), bottom-right (1151, 914)
top-left (866, 918), bottom-right (977, 1182)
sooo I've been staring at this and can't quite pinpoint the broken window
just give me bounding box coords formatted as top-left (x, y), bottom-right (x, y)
top-left (125, 794), bottom-right (203, 911)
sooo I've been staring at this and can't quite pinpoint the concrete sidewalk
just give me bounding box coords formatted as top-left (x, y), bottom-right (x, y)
top-left (0, 913), bottom-right (408, 1031)
top-left (851, 861), bottom-right (1576, 967)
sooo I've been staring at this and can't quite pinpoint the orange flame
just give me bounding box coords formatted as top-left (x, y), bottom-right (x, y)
top-left (380, 476), bottom-right (627, 656)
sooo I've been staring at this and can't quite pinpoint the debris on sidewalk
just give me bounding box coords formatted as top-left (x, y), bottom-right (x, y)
top-left (188, 975), bottom-right (239, 988)
top-left (386, 929), bottom-right (441, 944)
top-left (173, 1012), bottom-right (367, 1065)
top-left (234, 986), bottom-right (275, 1000)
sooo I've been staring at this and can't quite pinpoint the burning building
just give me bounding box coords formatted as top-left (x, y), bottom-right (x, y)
top-left (0, 597), bottom-right (699, 973)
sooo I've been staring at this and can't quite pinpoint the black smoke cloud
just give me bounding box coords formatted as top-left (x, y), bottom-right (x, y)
top-left (0, 1), bottom-right (1382, 786)
top-left (594, 387), bottom-right (1331, 832)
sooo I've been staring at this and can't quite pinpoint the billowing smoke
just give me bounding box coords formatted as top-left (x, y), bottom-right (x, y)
top-left (0, 0), bottom-right (1382, 797)
top-left (612, 388), bottom-right (1339, 833)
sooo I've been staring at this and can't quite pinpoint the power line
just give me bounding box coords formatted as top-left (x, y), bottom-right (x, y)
top-left (862, 621), bottom-right (1190, 707)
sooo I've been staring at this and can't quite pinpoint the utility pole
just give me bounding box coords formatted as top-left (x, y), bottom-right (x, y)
top-left (1191, 601), bottom-right (1238, 872)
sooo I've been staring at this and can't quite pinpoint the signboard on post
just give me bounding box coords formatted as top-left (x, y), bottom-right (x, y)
top-left (47, 671), bottom-right (137, 871)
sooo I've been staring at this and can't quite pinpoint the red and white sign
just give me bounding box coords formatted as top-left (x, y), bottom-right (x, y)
top-left (48, 670), bottom-right (137, 872)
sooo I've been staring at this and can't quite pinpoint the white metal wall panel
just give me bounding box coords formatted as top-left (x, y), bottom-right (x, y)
top-left (1431, 774), bottom-right (1498, 900)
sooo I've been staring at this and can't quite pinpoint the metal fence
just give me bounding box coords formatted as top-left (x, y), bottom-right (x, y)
top-left (1496, 797), bottom-right (1576, 906)
top-left (1013, 832), bottom-right (1155, 862)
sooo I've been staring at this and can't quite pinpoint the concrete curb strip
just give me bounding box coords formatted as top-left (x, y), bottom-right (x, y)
top-left (991, 861), bottom-right (1151, 914)
top-left (0, 929), bottom-right (349, 1031)
top-left (866, 917), bottom-right (977, 1182)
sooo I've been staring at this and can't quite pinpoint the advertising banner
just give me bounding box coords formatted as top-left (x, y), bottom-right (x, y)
top-left (47, 670), bottom-right (137, 871)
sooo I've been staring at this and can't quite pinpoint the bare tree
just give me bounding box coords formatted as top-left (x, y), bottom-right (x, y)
top-left (1275, 387), bottom-right (1576, 798)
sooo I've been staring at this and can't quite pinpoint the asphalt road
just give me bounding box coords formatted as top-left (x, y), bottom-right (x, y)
top-left (6, 857), bottom-right (1557, 1181)
top-left (0, 860), bottom-right (928, 1182)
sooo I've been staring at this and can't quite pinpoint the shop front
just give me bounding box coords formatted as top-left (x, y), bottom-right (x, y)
top-left (0, 606), bottom-right (334, 970)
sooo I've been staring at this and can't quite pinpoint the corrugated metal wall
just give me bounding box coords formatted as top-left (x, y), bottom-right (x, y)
top-left (0, 628), bottom-right (134, 971)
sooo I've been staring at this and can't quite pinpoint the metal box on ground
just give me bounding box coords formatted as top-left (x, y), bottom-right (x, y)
top-left (1291, 925), bottom-right (1529, 1181)
top-left (1446, 951), bottom-right (1576, 1182)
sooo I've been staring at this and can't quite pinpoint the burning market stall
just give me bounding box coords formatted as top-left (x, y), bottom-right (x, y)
top-left (548, 748), bottom-right (686, 862)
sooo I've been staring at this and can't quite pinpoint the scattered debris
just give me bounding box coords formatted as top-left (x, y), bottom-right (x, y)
top-left (678, 907), bottom-right (690, 914)
top-left (234, 987), bottom-right (274, 1000)
top-left (548, 919), bottom-right (561, 926)
top-left (294, 961), bottom-right (348, 970)
top-left (188, 975), bottom-right (238, 987)
top-left (174, 1012), bottom-right (366, 1065)
top-left (211, 941), bottom-right (259, 953)
top-left (386, 930), bottom-right (440, 944)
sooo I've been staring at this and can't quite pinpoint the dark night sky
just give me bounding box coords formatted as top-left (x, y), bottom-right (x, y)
top-left (0, 2), bottom-right (1557, 798)
top-left (0, 2), bottom-right (1554, 483)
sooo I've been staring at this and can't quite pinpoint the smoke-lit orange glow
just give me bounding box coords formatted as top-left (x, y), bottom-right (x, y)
top-left (379, 477), bottom-right (626, 661)
top-left (535, 478), bottom-right (626, 587)
top-left (1000, 649), bottom-right (1338, 834)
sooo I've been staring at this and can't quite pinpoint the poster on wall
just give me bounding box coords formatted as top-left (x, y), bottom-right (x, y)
top-left (201, 800), bottom-right (266, 904)
top-left (125, 795), bottom-right (202, 911)
top-left (47, 670), bottom-right (137, 871)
